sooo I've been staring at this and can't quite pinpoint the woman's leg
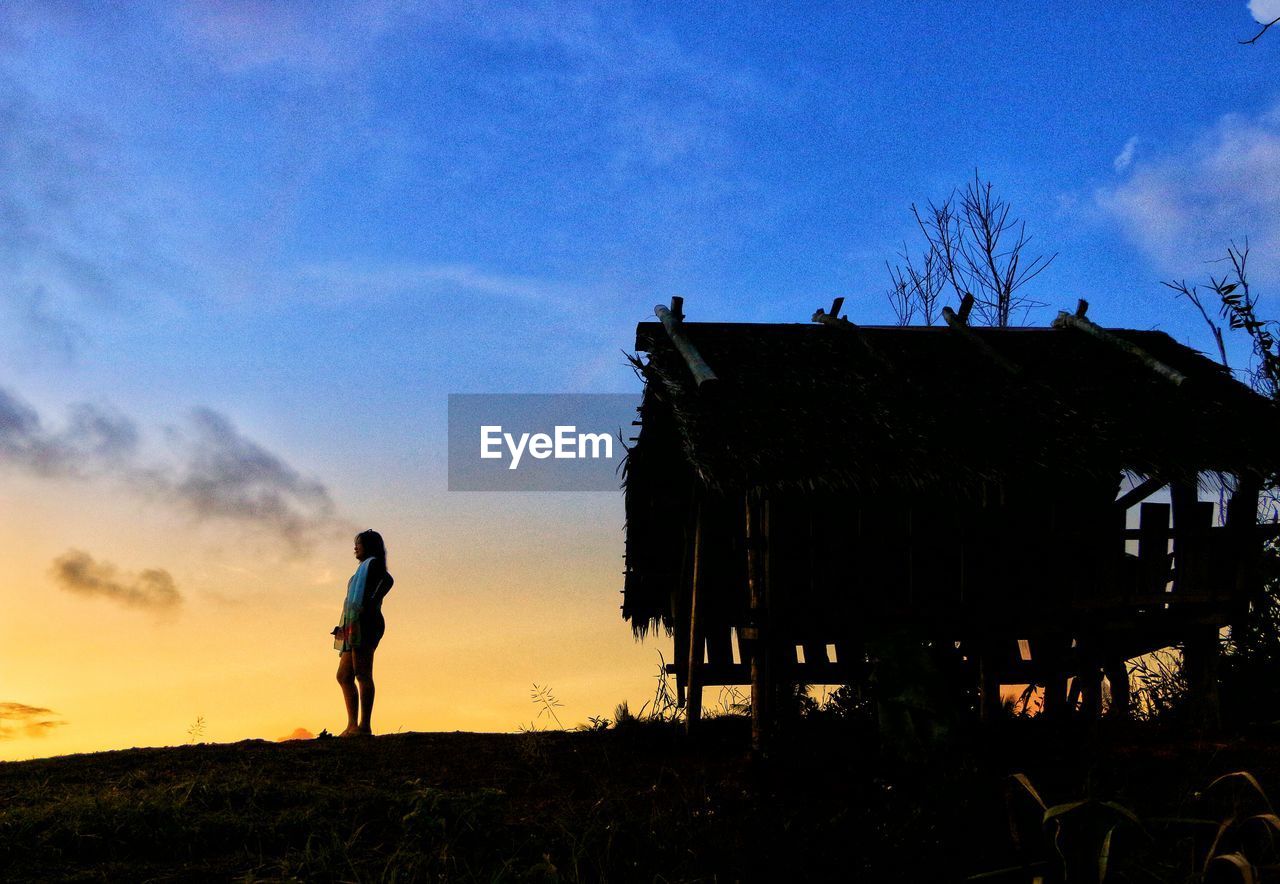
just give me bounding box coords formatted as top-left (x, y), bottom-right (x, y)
top-left (336, 651), bottom-right (360, 736)
top-left (353, 646), bottom-right (376, 734)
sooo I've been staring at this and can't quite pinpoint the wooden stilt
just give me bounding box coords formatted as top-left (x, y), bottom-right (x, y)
top-left (746, 490), bottom-right (775, 754)
top-left (978, 644), bottom-right (1002, 723)
top-left (1228, 472), bottom-right (1262, 643)
top-left (1104, 655), bottom-right (1130, 720)
top-left (1039, 637), bottom-right (1070, 722)
top-left (685, 504), bottom-right (705, 733)
top-left (1184, 625), bottom-right (1221, 732)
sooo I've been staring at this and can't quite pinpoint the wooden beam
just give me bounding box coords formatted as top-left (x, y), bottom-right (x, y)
top-left (654, 300), bottom-right (720, 390)
top-left (1052, 311), bottom-right (1188, 386)
top-left (941, 305), bottom-right (1023, 376)
top-left (956, 293), bottom-right (975, 324)
top-left (1115, 476), bottom-right (1166, 511)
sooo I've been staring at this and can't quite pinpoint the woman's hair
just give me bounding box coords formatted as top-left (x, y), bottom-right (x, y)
top-left (356, 529), bottom-right (387, 565)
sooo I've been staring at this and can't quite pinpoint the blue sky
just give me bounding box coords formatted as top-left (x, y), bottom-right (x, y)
top-left (4, 1), bottom-right (1280, 753)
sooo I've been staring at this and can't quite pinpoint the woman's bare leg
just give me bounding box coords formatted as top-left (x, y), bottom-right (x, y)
top-left (354, 647), bottom-right (376, 734)
top-left (336, 651), bottom-right (360, 736)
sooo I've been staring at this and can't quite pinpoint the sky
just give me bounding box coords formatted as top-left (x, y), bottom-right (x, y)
top-left (2, 1), bottom-right (1280, 759)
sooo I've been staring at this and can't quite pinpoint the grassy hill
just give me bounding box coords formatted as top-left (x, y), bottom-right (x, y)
top-left (4, 718), bottom-right (1280, 881)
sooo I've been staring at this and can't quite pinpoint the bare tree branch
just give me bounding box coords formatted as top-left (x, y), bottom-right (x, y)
top-left (1241, 15), bottom-right (1280, 44)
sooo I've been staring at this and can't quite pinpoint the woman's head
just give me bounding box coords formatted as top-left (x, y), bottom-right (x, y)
top-left (354, 529), bottom-right (386, 563)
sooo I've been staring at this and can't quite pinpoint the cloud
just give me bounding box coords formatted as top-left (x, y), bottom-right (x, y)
top-left (297, 261), bottom-right (578, 308)
top-left (0, 386), bottom-right (341, 548)
top-left (1113, 136), bottom-right (1138, 172)
top-left (1094, 104), bottom-right (1280, 279)
top-left (0, 701), bottom-right (66, 739)
top-left (1251, 0), bottom-right (1280, 23)
top-left (51, 549), bottom-right (182, 611)
top-left (0, 389), bottom-right (138, 477)
top-left (276, 727), bottom-right (315, 742)
top-left (167, 0), bottom-right (410, 75)
top-left (154, 408), bottom-right (339, 548)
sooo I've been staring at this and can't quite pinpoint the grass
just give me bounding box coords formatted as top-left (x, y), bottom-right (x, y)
top-left (6, 718), bottom-right (1280, 880)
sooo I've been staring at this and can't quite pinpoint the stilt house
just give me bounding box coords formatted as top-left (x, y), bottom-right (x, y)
top-left (622, 297), bottom-right (1280, 744)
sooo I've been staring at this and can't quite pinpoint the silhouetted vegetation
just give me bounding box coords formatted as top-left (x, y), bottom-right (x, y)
top-left (8, 721), bottom-right (1280, 880)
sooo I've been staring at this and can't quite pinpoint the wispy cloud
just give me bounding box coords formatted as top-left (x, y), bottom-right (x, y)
top-left (0, 701), bottom-right (66, 740)
top-left (152, 408), bottom-right (339, 548)
top-left (1113, 135), bottom-right (1138, 172)
top-left (166, 0), bottom-right (410, 75)
top-left (0, 389), bottom-right (138, 477)
top-left (297, 261), bottom-right (578, 308)
top-left (1094, 104), bottom-right (1280, 279)
top-left (0, 386), bottom-right (343, 549)
top-left (51, 549), bottom-right (181, 611)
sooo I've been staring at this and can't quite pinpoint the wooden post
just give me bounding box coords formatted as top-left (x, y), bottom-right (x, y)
top-left (745, 489), bottom-right (775, 754)
top-left (672, 495), bottom-right (697, 709)
top-left (978, 641), bottom-right (1003, 723)
top-left (685, 503), bottom-right (705, 733)
top-left (1104, 655), bottom-right (1130, 720)
top-left (1039, 636), bottom-right (1071, 722)
top-left (1077, 647), bottom-right (1103, 722)
top-left (1184, 625), bottom-right (1221, 733)
top-left (1228, 472), bottom-right (1262, 643)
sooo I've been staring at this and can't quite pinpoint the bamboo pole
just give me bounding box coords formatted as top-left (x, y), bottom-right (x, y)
top-left (655, 301), bottom-right (720, 389)
top-left (1052, 311), bottom-right (1188, 386)
top-left (941, 305), bottom-right (1023, 376)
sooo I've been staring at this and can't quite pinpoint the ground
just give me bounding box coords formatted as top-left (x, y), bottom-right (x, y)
top-left (3, 718), bottom-right (1280, 881)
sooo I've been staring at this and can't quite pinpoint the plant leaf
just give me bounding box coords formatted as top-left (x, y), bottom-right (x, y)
top-left (1210, 852), bottom-right (1257, 884)
top-left (1009, 772), bottom-right (1047, 810)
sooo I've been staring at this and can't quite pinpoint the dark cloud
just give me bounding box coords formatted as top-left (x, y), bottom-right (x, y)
top-left (0, 701), bottom-right (66, 740)
top-left (51, 549), bottom-right (181, 611)
top-left (0, 384), bottom-right (341, 548)
top-left (156, 407), bottom-right (338, 549)
top-left (0, 386), bottom-right (138, 477)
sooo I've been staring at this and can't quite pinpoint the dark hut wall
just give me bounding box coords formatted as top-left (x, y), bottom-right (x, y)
top-left (623, 321), bottom-right (1280, 650)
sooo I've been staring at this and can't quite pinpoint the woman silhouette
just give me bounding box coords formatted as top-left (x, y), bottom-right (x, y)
top-left (333, 529), bottom-right (394, 737)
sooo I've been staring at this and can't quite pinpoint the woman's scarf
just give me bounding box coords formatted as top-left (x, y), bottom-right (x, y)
top-left (334, 557), bottom-right (374, 652)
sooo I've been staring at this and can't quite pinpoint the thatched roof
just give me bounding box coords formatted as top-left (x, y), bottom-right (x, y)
top-left (629, 320), bottom-right (1280, 494)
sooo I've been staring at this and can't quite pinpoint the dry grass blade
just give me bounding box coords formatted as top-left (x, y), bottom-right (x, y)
top-left (1205, 816), bottom-right (1238, 874)
top-left (1209, 772), bottom-right (1275, 813)
top-left (1211, 852), bottom-right (1257, 884)
top-left (1043, 800), bottom-right (1090, 825)
top-left (1247, 813), bottom-right (1280, 833)
top-left (1100, 801), bottom-right (1145, 832)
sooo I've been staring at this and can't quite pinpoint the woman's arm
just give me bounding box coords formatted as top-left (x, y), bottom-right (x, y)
top-left (365, 557), bottom-right (388, 604)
